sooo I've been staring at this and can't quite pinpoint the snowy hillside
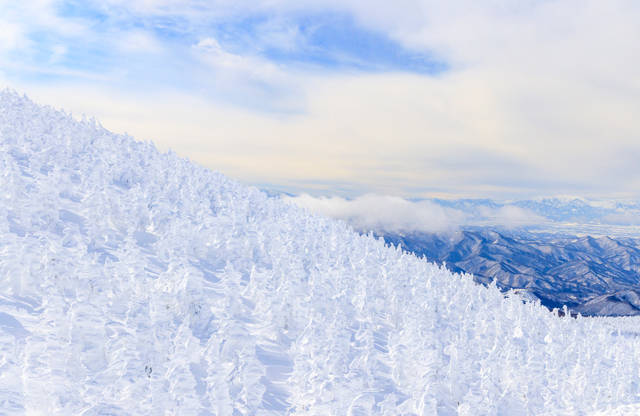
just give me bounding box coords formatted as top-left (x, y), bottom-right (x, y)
top-left (2, 89), bottom-right (640, 415)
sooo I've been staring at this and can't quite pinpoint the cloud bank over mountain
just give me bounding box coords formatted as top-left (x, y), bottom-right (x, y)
top-left (283, 194), bottom-right (465, 233)
top-left (284, 194), bottom-right (548, 233)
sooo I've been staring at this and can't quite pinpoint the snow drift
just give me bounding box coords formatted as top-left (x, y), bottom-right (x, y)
top-left (1, 90), bottom-right (640, 415)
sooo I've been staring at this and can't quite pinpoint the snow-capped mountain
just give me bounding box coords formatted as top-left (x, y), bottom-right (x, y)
top-left (2, 89), bottom-right (640, 414)
top-left (382, 230), bottom-right (640, 316)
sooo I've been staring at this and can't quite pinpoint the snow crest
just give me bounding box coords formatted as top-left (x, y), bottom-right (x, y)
top-left (1, 89), bottom-right (640, 414)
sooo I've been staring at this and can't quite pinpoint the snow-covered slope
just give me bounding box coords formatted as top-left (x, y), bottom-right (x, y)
top-left (2, 90), bottom-right (640, 415)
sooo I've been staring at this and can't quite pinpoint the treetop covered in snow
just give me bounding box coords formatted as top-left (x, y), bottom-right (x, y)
top-left (1, 89), bottom-right (640, 415)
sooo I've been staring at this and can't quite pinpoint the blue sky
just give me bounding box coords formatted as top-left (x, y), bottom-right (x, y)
top-left (2, 0), bottom-right (640, 200)
top-left (4, 2), bottom-right (442, 91)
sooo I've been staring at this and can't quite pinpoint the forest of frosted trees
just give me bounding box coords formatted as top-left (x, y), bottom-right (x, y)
top-left (1, 90), bottom-right (640, 415)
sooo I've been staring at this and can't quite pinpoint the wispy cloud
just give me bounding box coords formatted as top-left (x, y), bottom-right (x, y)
top-left (0, 1), bottom-right (439, 97)
top-left (2, 1), bottom-right (640, 199)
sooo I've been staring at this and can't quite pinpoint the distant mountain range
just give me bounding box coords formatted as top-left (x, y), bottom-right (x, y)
top-left (427, 196), bottom-right (638, 221)
top-left (382, 229), bottom-right (640, 316)
top-left (424, 196), bottom-right (640, 237)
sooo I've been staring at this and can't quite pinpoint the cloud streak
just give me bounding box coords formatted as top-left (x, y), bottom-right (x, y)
top-left (283, 194), bottom-right (547, 234)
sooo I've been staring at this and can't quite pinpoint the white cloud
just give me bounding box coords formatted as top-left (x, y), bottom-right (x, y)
top-left (117, 30), bottom-right (163, 54)
top-left (192, 37), bottom-right (283, 83)
top-left (282, 194), bottom-right (548, 234)
top-left (0, 21), bottom-right (25, 52)
top-left (282, 194), bottom-right (467, 234)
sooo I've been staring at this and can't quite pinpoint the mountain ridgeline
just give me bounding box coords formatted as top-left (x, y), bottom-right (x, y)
top-left (382, 230), bottom-right (640, 316)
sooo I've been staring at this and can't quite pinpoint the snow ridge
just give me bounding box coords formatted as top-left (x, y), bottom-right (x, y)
top-left (1, 89), bottom-right (640, 415)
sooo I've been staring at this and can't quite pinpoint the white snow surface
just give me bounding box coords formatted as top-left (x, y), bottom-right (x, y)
top-left (1, 89), bottom-right (640, 415)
